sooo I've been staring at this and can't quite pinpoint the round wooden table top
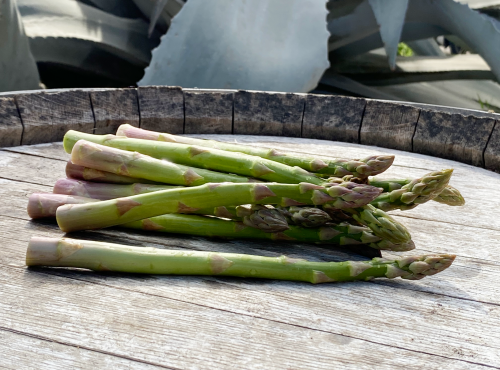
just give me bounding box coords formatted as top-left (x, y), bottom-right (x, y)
top-left (0, 135), bottom-right (498, 369)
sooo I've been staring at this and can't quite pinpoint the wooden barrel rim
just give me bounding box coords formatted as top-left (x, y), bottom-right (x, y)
top-left (1, 86), bottom-right (500, 171)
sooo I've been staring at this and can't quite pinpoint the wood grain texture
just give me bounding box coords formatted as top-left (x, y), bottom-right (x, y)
top-left (413, 110), bottom-right (495, 167)
top-left (16, 91), bottom-right (95, 145)
top-left (302, 94), bottom-right (366, 143)
top-left (483, 121), bottom-right (500, 172)
top-left (0, 328), bottom-right (163, 370)
top-left (0, 97), bottom-right (23, 147)
top-left (233, 90), bottom-right (305, 137)
top-left (3, 136), bottom-right (500, 369)
top-left (184, 91), bottom-right (233, 134)
top-left (137, 86), bottom-right (184, 133)
top-left (360, 100), bottom-right (419, 151)
top-left (90, 89), bottom-right (140, 135)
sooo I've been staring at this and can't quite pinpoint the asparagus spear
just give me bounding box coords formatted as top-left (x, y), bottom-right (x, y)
top-left (126, 215), bottom-right (414, 251)
top-left (54, 178), bottom-right (178, 200)
top-left (116, 124), bottom-right (395, 178)
top-left (370, 169), bottom-right (453, 211)
top-left (66, 161), bottom-right (159, 184)
top-left (27, 193), bottom-right (414, 252)
top-left (26, 237), bottom-right (454, 282)
top-left (71, 140), bottom-right (253, 186)
top-left (64, 131), bottom-right (325, 185)
top-left (56, 182), bottom-right (382, 232)
top-left (369, 177), bottom-right (465, 207)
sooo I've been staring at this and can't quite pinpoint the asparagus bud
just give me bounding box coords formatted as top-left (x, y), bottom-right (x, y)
top-left (26, 237), bottom-right (454, 282)
top-left (370, 169), bottom-right (453, 211)
top-left (347, 205), bottom-right (412, 244)
top-left (243, 206), bottom-right (289, 233)
top-left (433, 185), bottom-right (465, 206)
top-left (284, 206), bottom-right (332, 228)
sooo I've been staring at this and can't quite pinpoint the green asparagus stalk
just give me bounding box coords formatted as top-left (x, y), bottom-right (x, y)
top-left (26, 237), bottom-right (454, 282)
top-left (126, 215), bottom-right (414, 251)
top-left (370, 169), bottom-right (453, 211)
top-left (27, 193), bottom-right (414, 252)
top-left (71, 140), bottom-right (254, 186)
top-left (66, 161), bottom-right (159, 184)
top-left (116, 124), bottom-right (395, 178)
top-left (64, 131), bottom-right (324, 185)
top-left (54, 178), bottom-right (179, 200)
top-left (369, 177), bottom-right (465, 207)
top-left (56, 181), bottom-right (383, 232)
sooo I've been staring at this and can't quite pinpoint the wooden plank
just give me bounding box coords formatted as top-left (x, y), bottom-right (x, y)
top-left (16, 91), bottom-right (95, 145)
top-left (484, 121), bottom-right (500, 173)
top-left (0, 328), bottom-right (163, 370)
top-left (137, 86), bottom-right (184, 133)
top-left (413, 110), bottom-right (495, 167)
top-left (360, 100), bottom-right (419, 151)
top-left (0, 97), bottom-right (23, 148)
top-left (0, 262), bottom-right (491, 370)
top-left (233, 90), bottom-right (304, 137)
top-left (5, 136), bottom-right (500, 368)
top-left (302, 94), bottom-right (366, 143)
top-left (90, 88), bottom-right (140, 135)
top-left (184, 91), bottom-right (233, 134)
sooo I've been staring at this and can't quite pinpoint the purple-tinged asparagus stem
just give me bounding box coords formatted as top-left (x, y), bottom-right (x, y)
top-left (71, 140), bottom-right (253, 186)
top-left (27, 193), bottom-right (95, 219)
top-left (54, 178), bottom-right (179, 200)
top-left (66, 161), bottom-right (158, 184)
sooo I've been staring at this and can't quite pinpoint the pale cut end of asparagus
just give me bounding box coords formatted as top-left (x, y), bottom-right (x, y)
top-left (27, 193), bottom-right (95, 219)
top-left (433, 185), bottom-right (465, 206)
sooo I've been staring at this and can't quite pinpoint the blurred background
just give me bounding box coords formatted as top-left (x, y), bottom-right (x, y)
top-left (2, 0), bottom-right (500, 111)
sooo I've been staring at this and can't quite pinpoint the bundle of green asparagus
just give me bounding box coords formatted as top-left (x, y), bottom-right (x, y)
top-left (26, 124), bottom-right (464, 283)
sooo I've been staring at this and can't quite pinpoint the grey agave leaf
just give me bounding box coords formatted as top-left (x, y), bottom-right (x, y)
top-left (139, 0), bottom-right (330, 92)
top-left (329, 0), bottom-right (500, 81)
top-left (17, 0), bottom-right (160, 83)
top-left (406, 38), bottom-right (445, 56)
top-left (0, 0), bottom-right (40, 92)
top-left (80, 0), bottom-right (144, 18)
top-left (131, 0), bottom-right (185, 32)
top-left (368, 0), bottom-right (409, 69)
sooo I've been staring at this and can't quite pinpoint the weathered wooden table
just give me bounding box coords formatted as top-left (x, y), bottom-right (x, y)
top-left (1, 87), bottom-right (500, 369)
